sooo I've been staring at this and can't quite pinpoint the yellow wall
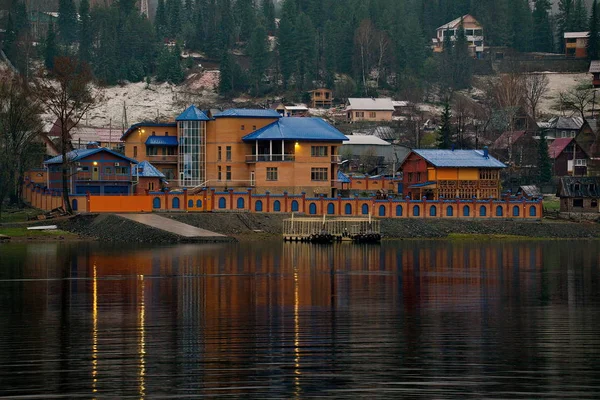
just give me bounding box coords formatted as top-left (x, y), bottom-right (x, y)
top-left (350, 110), bottom-right (393, 122)
top-left (458, 168), bottom-right (478, 180)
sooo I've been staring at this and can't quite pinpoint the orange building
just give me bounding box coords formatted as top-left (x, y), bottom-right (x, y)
top-left (564, 32), bottom-right (589, 58)
top-left (121, 106), bottom-right (348, 196)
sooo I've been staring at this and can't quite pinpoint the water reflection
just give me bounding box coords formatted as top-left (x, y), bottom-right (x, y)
top-left (0, 240), bottom-right (599, 398)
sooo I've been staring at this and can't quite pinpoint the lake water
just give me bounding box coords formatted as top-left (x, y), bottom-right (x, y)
top-left (0, 240), bottom-right (599, 398)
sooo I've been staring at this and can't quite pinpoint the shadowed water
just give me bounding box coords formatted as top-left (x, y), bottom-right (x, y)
top-left (0, 240), bottom-right (599, 398)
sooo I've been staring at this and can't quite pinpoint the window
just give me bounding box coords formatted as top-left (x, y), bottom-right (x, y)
top-left (252, 125), bottom-right (256, 131)
top-left (218, 146), bottom-right (222, 161)
top-left (355, 111), bottom-right (364, 118)
top-left (146, 146), bottom-right (158, 156)
top-left (474, 29), bottom-right (483, 36)
top-left (166, 147), bottom-right (176, 155)
top-left (148, 182), bottom-right (154, 191)
top-left (241, 125), bottom-right (245, 131)
top-left (416, 172), bottom-right (421, 182)
top-left (133, 146), bottom-right (138, 158)
top-left (80, 166), bottom-right (89, 172)
top-left (573, 198), bottom-right (584, 208)
top-left (561, 130), bottom-right (567, 138)
top-left (226, 166), bottom-right (231, 180)
top-left (408, 172), bottom-right (413, 182)
top-left (592, 199), bottom-right (598, 208)
top-left (218, 166), bottom-right (222, 181)
top-left (575, 159), bottom-right (587, 166)
top-left (115, 167), bottom-right (129, 175)
top-left (226, 146), bottom-right (232, 161)
top-left (369, 112), bottom-right (376, 118)
top-left (104, 167), bottom-right (112, 174)
top-left (466, 29), bottom-right (474, 36)
top-left (266, 167), bottom-right (278, 181)
top-left (311, 168), bottom-right (328, 181)
top-left (311, 146), bottom-right (328, 157)
top-left (163, 168), bottom-right (174, 179)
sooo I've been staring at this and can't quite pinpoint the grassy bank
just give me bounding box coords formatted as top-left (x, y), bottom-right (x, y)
top-left (0, 227), bottom-right (77, 240)
top-left (0, 208), bottom-right (44, 224)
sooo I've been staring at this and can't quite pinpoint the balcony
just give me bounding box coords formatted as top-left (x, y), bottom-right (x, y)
top-left (146, 154), bottom-right (178, 163)
top-left (246, 154), bottom-right (295, 163)
top-left (75, 172), bottom-right (131, 181)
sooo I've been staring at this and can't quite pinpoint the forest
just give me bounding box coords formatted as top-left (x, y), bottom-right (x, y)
top-left (2, 0), bottom-right (599, 99)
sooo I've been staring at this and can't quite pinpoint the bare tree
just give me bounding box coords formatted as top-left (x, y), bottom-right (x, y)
top-left (354, 19), bottom-right (376, 96)
top-left (557, 81), bottom-right (595, 120)
top-left (523, 73), bottom-right (549, 122)
top-left (374, 30), bottom-right (391, 89)
top-left (485, 73), bottom-right (526, 134)
top-left (0, 75), bottom-right (43, 217)
top-left (35, 57), bottom-right (100, 214)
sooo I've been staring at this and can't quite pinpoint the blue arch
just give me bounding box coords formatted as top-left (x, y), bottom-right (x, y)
top-left (72, 199), bottom-right (78, 211)
top-left (188, 199), bottom-right (194, 208)
top-left (196, 199), bottom-right (202, 208)
top-left (396, 205), bottom-right (403, 216)
top-left (255, 200), bottom-right (263, 212)
top-left (446, 206), bottom-right (453, 216)
top-left (480, 206), bottom-right (487, 217)
top-left (378, 205), bottom-right (386, 216)
top-left (463, 205), bottom-right (470, 217)
top-left (152, 197), bottom-right (161, 209)
top-left (496, 205), bottom-right (504, 216)
top-left (172, 197), bottom-right (180, 209)
top-left (529, 205), bottom-right (537, 217)
top-left (513, 205), bottom-right (520, 216)
top-left (327, 203), bottom-right (335, 215)
top-left (429, 205), bottom-right (437, 216)
top-left (274, 200), bottom-right (281, 212)
top-left (361, 204), bottom-right (369, 215)
top-left (291, 200), bottom-right (299, 212)
top-left (309, 203), bottom-right (317, 215)
top-left (218, 197), bottom-right (226, 209)
top-left (413, 205), bottom-right (420, 217)
top-left (237, 197), bottom-right (245, 209)
top-left (345, 203), bottom-right (352, 215)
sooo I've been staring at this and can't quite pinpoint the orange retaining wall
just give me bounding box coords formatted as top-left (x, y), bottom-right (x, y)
top-left (22, 179), bottom-right (542, 219)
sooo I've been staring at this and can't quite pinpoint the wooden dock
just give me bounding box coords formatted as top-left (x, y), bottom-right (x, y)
top-left (282, 214), bottom-right (381, 243)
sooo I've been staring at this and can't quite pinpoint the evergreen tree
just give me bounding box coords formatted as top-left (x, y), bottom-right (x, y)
top-left (58, 0), bottom-right (78, 45)
top-left (262, 0), bottom-right (276, 34)
top-left (155, 0), bottom-right (168, 38)
top-left (453, 19), bottom-right (472, 89)
top-left (538, 130), bottom-right (552, 184)
top-left (78, 0), bottom-right (92, 63)
top-left (248, 21), bottom-right (269, 94)
top-left (219, 51), bottom-right (234, 94)
top-left (532, 0), bottom-right (553, 53)
top-left (509, 0), bottom-right (533, 52)
top-left (45, 23), bottom-right (57, 71)
top-left (588, 0), bottom-right (600, 60)
top-left (278, 0), bottom-right (297, 87)
top-left (437, 100), bottom-right (453, 149)
top-left (295, 12), bottom-right (316, 90)
top-left (237, 0), bottom-right (256, 41)
top-left (169, 0), bottom-right (182, 37)
top-left (573, 0), bottom-right (588, 31)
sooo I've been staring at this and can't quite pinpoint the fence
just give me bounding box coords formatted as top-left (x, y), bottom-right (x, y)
top-left (22, 178), bottom-right (542, 219)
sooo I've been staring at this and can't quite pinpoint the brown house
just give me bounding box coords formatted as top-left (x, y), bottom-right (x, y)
top-left (590, 60), bottom-right (600, 88)
top-left (548, 137), bottom-right (590, 176)
top-left (557, 176), bottom-right (600, 213)
top-left (309, 88), bottom-right (333, 109)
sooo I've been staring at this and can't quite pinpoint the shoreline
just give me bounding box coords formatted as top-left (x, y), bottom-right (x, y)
top-left (2, 212), bottom-right (600, 243)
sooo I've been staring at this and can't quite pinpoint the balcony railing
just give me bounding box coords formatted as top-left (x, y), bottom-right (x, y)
top-left (146, 154), bottom-right (178, 163)
top-left (75, 172), bottom-right (131, 181)
top-left (246, 154), bottom-right (295, 163)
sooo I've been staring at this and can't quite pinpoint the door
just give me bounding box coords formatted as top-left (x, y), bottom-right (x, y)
top-left (92, 166), bottom-right (99, 180)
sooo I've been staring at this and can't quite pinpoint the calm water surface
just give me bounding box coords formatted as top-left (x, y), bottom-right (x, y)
top-left (0, 240), bottom-right (599, 398)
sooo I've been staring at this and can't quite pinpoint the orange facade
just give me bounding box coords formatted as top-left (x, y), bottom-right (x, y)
top-left (122, 123), bottom-right (178, 180)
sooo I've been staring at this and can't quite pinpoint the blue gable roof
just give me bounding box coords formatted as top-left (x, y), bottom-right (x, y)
top-left (44, 147), bottom-right (139, 165)
top-left (242, 118), bottom-right (348, 142)
top-left (145, 135), bottom-right (178, 146)
top-left (337, 170), bottom-right (351, 183)
top-left (413, 149), bottom-right (506, 168)
top-left (176, 105), bottom-right (210, 121)
top-left (213, 109), bottom-right (282, 119)
top-left (132, 161), bottom-right (166, 178)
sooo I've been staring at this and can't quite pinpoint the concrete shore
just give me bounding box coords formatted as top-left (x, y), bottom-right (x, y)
top-left (45, 213), bottom-right (600, 243)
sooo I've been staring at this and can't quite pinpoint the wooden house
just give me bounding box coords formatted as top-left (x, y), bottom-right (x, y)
top-left (557, 176), bottom-right (600, 213)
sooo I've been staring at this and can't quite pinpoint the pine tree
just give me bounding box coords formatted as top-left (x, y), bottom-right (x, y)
top-left (574, 0), bottom-right (588, 31)
top-left (248, 21), bottom-right (269, 95)
top-left (219, 51), bottom-right (234, 94)
top-left (295, 12), bottom-right (316, 90)
top-left (437, 101), bottom-right (453, 149)
top-left (237, 0), bottom-right (256, 41)
top-left (169, 0), bottom-right (182, 37)
top-left (155, 0), bottom-right (168, 38)
top-left (453, 19), bottom-right (472, 90)
top-left (262, 0), bottom-right (276, 34)
top-left (78, 0), bottom-right (92, 63)
top-left (532, 0), bottom-right (553, 53)
top-left (58, 0), bottom-right (78, 45)
top-left (538, 130), bottom-right (552, 184)
top-left (588, 0), bottom-right (600, 60)
top-left (558, 0), bottom-right (575, 52)
top-left (278, 0), bottom-right (297, 87)
top-left (45, 23), bottom-right (57, 71)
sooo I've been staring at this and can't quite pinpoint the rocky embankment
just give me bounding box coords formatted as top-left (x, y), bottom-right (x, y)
top-left (50, 213), bottom-right (600, 243)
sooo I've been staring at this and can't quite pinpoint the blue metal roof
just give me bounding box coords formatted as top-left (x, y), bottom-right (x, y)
top-left (145, 135), bottom-right (178, 146)
top-left (242, 118), bottom-right (348, 142)
top-left (121, 122), bottom-right (177, 140)
top-left (413, 149), bottom-right (506, 168)
top-left (44, 148), bottom-right (139, 165)
top-left (176, 105), bottom-right (211, 121)
top-left (408, 181), bottom-right (437, 188)
top-left (213, 109), bottom-right (282, 119)
top-left (132, 161), bottom-right (166, 178)
top-left (337, 170), bottom-right (351, 183)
